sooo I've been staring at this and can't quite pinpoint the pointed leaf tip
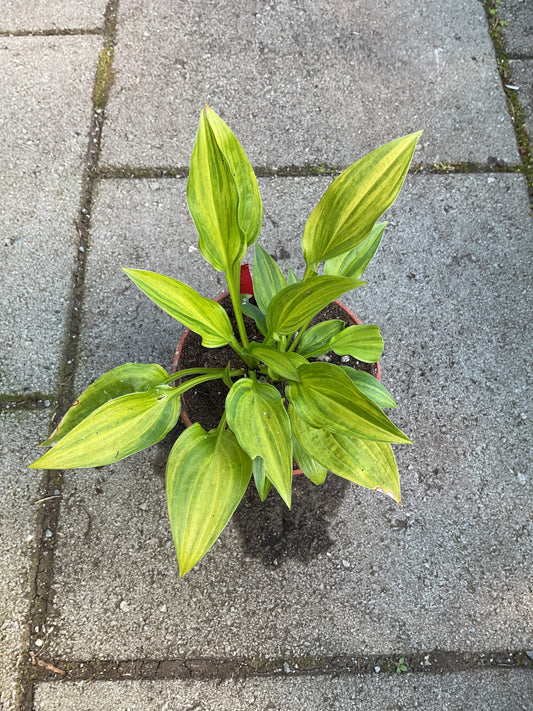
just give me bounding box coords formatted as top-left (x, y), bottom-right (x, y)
top-left (302, 131), bottom-right (422, 267)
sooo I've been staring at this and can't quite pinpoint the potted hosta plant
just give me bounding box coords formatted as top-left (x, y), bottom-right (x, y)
top-left (30, 106), bottom-right (421, 576)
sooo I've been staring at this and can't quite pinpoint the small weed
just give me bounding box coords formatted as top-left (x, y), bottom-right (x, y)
top-left (394, 657), bottom-right (409, 673)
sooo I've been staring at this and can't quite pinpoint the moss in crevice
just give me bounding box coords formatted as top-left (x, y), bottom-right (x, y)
top-left (0, 394), bottom-right (56, 410)
top-left (97, 160), bottom-right (526, 182)
top-left (97, 166), bottom-right (189, 179)
top-left (411, 160), bottom-right (522, 174)
top-left (92, 47), bottom-right (115, 110)
top-left (255, 164), bottom-right (340, 178)
top-left (483, 0), bottom-right (532, 203)
top-left (0, 28), bottom-right (102, 37)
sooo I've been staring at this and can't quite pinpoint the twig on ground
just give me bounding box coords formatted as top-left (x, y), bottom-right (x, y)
top-left (29, 651), bottom-right (66, 676)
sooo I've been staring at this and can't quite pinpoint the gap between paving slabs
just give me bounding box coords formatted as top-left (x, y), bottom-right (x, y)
top-left (0, 396), bottom-right (55, 412)
top-left (482, 0), bottom-right (533, 201)
top-left (26, 651), bottom-right (533, 685)
top-left (0, 29), bottom-right (104, 37)
top-left (14, 2), bottom-right (120, 710)
top-left (95, 161), bottom-right (525, 181)
top-left (19, 1), bottom-right (533, 707)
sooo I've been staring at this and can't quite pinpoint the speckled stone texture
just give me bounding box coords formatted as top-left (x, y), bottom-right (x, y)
top-left (0, 1), bottom-right (107, 31)
top-left (33, 669), bottom-right (533, 711)
top-left (509, 60), bottom-right (533, 137)
top-left (499, 0), bottom-right (533, 56)
top-left (0, 37), bottom-right (100, 394)
top-left (100, 0), bottom-right (519, 167)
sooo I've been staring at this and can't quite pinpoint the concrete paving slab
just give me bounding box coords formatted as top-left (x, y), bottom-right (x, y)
top-left (100, 0), bottom-right (518, 168)
top-left (33, 669), bottom-right (533, 711)
top-left (509, 59), bottom-right (533, 137)
top-left (0, 411), bottom-right (49, 711)
top-left (47, 174), bottom-right (533, 661)
top-left (0, 37), bottom-right (100, 395)
top-left (499, 0), bottom-right (533, 56)
top-left (0, 1), bottom-right (107, 32)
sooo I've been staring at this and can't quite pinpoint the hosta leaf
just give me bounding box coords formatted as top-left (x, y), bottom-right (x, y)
top-left (205, 105), bottom-right (262, 247)
top-left (221, 363), bottom-right (234, 390)
top-left (187, 109), bottom-right (246, 271)
top-left (266, 276), bottom-right (363, 338)
top-left (253, 458), bottom-right (273, 501)
top-left (287, 268), bottom-right (300, 285)
top-left (285, 351), bottom-right (309, 368)
top-left (226, 379), bottom-right (292, 507)
top-left (240, 296), bottom-right (267, 336)
top-left (290, 405), bottom-right (401, 503)
top-left (123, 268), bottom-right (235, 348)
top-left (166, 423), bottom-right (252, 576)
top-left (292, 436), bottom-right (327, 485)
top-left (286, 362), bottom-right (410, 444)
top-left (253, 244), bottom-right (287, 313)
top-left (340, 368), bottom-right (397, 408)
top-left (246, 342), bottom-right (301, 382)
top-left (30, 387), bottom-right (181, 469)
top-left (41, 363), bottom-right (169, 446)
top-left (324, 222), bottom-right (386, 279)
top-left (330, 324), bottom-right (384, 363)
top-left (302, 132), bottom-right (422, 269)
top-left (298, 319), bottom-right (345, 358)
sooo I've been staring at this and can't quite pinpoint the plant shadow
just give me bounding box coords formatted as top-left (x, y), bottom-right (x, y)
top-left (233, 473), bottom-right (348, 568)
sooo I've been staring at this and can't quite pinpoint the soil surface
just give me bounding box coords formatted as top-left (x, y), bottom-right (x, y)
top-left (175, 295), bottom-right (378, 431)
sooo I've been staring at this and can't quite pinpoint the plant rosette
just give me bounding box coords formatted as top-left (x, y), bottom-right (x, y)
top-left (173, 286), bottom-right (382, 479)
top-left (30, 106), bottom-right (421, 576)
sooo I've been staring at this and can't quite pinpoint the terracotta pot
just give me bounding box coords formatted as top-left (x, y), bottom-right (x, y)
top-left (173, 294), bottom-right (381, 475)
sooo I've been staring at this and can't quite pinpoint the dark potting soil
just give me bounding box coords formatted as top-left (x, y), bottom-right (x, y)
top-left (175, 295), bottom-right (378, 431)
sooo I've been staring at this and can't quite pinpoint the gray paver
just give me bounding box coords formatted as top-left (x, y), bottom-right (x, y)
top-left (0, 37), bottom-right (100, 395)
top-left (509, 59), bottom-right (533, 137)
top-left (33, 670), bottom-right (533, 711)
top-left (0, 412), bottom-right (49, 711)
top-left (46, 174), bottom-right (533, 660)
top-left (0, 1), bottom-right (107, 31)
top-left (100, 0), bottom-right (518, 168)
top-left (499, 0), bottom-right (533, 56)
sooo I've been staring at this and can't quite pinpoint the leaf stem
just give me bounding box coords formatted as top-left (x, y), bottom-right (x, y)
top-left (172, 369), bottom-right (244, 395)
top-left (287, 317), bottom-right (312, 352)
top-left (163, 367), bottom-right (228, 385)
top-left (216, 410), bottom-right (228, 432)
top-left (227, 264), bottom-right (250, 349)
top-left (303, 265), bottom-right (317, 281)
